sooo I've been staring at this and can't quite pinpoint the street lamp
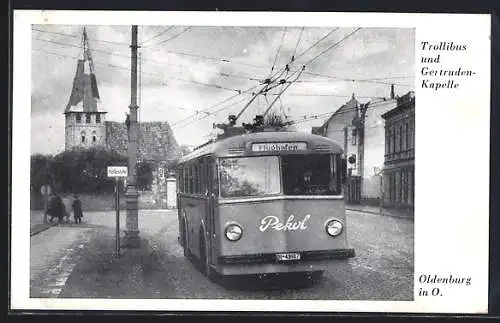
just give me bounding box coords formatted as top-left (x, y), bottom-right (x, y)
top-left (124, 25), bottom-right (140, 248)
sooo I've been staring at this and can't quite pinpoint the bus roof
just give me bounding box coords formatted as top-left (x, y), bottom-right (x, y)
top-left (178, 131), bottom-right (343, 164)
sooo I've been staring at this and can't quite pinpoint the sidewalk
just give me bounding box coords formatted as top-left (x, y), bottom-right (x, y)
top-left (59, 227), bottom-right (169, 298)
top-left (30, 210), bottom-right (57, 236)
top-left (346, 204), bottom-right (414, 219)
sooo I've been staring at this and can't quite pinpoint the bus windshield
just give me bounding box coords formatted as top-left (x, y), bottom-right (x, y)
top-left (219, 156), bottom-right (281, 198)
top-left (219, 154), bottom-right (342, 198)
top-left (281, 154), bottom-right (341, 195)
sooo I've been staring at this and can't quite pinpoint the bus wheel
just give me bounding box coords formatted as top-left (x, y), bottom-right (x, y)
top-left (199, 232), bottom-right (216, 280)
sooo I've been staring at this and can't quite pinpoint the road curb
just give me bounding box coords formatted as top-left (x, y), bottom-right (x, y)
top-left (346, 208), bottom-right (414, 220)
top-left (30, 223), bottom-right (57, 237)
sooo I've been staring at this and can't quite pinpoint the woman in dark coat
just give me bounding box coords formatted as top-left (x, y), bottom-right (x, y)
top-left (72, 194), bottom-right (83, 224)
top-left (50, 193), bottom-right (64, 223)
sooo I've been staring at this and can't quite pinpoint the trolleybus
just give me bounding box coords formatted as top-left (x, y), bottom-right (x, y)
top-left (176, 131), bottom-right (355, 281)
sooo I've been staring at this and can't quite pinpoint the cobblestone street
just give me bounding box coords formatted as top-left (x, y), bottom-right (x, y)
top-left (30, 208), bottom-right (414, 300)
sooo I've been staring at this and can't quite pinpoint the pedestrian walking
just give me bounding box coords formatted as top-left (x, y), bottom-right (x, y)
top-left (72, 194), bottom-right (83, 224)
top-left (51, 193), bottom-right (64, 224)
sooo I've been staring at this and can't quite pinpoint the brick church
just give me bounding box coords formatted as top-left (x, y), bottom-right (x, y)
top-left (63, 28), bottom-right (181, 166)
top-left (63, 28), bottom-right (181, 206)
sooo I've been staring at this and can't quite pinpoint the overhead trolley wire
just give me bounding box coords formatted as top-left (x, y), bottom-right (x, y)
top-left (32, 47), bottom-right (246, 94)
top-left (301, 28), bottom-right (362, 66)
top-left (33, 27), bottom-right (270, 71)
top-left (146, 27), bottom-right (192, 47)
top-left (270, 27), bottom-right (287, 74)
top-left (35, 35), bottom-right (267, 86)
top-left (32, 27), bottom-right (130, 47)
top-left (140, 26), bottom-right (176, 45)
top-left (291, 27), bottom-right (305, 61)
top-left (300, 71), bottom-right (414, 87)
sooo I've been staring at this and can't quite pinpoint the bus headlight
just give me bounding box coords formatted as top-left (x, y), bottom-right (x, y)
top-left (325, 219), bottom-right (343, 237)
top-left (225, 224), bottom-right (243, 241)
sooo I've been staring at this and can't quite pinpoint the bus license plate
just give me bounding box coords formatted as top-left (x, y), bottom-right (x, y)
top-left (276, 253), bottom-right (301, 261)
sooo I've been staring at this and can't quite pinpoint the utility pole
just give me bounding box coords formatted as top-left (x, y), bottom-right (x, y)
top-left (124, 25), bottom-right (140, 248)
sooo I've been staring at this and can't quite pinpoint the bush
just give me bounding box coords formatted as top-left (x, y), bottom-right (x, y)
top-left (31, 147), bottom-right (128, 194)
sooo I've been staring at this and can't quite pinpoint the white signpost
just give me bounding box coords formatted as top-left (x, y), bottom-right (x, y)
top-left (107, 166), bottom-right (128, 258)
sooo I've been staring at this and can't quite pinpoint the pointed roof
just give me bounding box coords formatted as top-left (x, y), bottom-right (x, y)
top-left (64, 28), bottom-right (105, 114)
top-left (315, 93), bottom-right (361, 134)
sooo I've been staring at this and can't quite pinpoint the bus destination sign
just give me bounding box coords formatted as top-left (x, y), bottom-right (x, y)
top-left (251, 142), bottom-right (307, 152)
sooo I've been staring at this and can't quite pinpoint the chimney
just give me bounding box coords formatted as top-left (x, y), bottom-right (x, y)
top-left (390, 84), bottom-right (395, 99)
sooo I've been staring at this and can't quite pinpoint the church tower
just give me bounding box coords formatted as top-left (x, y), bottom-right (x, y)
top-left (64, 27), bottom-right (107, 150)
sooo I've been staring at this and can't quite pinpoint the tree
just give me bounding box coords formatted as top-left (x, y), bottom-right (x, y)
top-left (30, 154), bottom-right (53, 194)
top-left (179, 145), bottom-right (193, 156)
top-left (264, 111), bottom-right (290, 129)
top-left (42, 147), bottom-right (128, 194)
top-left (136, 160), bottom-right (154, 191)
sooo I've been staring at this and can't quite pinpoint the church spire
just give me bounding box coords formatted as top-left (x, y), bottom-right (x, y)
top-left (64, 27), bottom-right (102, 114)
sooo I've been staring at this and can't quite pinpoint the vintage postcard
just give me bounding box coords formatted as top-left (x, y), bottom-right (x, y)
top-left (11, 11), bottom-right (490, 313)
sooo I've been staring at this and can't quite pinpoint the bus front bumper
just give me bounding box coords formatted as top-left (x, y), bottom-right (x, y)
top-left (216, 248), bottom-right (355, 276)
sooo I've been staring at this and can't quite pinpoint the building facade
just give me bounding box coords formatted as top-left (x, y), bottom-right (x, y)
top-left (314, 87), bottom-right (402, 205)
top-left (381, 91), bottom-right (415, 209)
top-left (312, 94), bottom-right (364, 203)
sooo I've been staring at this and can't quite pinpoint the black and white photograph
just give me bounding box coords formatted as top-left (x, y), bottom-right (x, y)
top-left (12, 11), bottom-right (490, 313)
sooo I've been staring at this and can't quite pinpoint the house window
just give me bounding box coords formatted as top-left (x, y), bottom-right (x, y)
top-left (405, 122), bottom-right (409, 151)
top-left (399, 125), bottom-right (403, 152)
top-left (386, 130), bottom-right (391, 154)
top-left (86, 113), bottom-right (91, 124)
top-left (81, 131), bottom-right (86, 143)
top-left (351, 128), bottom-right (357, 145)
top-left (92, 131), bottom-right (97, 144)
top-left (392, 128), bottom-right (396, 153)
top-left (96, 114), bottom-right (101, 124)
top-left (76, 113), bottom-right (82, 123)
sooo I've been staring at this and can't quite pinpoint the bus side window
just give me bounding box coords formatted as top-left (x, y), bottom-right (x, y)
top-left (202, 158), bottom-right (208, 195)
top-left (206, 159), bottom-right (212, 194)
top-left (197, 162), bottom-right (202, 194)
top-left (213, 160), bottom-right (219, 196)
top-left (188, 165), bottom-right (193, 194)
top-left (178, 168), bottom-right (182, 193)
top-left (183, 166), bottom-right (188, 194)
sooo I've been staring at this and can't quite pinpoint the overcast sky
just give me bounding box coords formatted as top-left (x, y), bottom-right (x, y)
top-left (31, 25), bottom-right (415, 155)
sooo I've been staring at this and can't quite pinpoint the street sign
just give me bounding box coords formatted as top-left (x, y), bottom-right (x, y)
top-left (107, 166), bottom-right (128, 177)
top-left (40, 184), bottom-right (51, 196)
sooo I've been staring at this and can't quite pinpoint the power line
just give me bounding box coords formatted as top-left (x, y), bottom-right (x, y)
top-left (33, 27), bottom-right (270, 71)
top-left (291, 27), bottom-right (305, 60)
top-left (32, 27), bottom-right (130, 46)
top-left (274, 93), bottom-right (388, 99)
top-left (292, 28), bottom-right (339, 62)
top-left (35, 35), bottom-right (266, 85)
top-left (32, 47), bottom-right (247, 94)
top-left (301, 71), bottom-right (415, 87)
top-left (169, 84), bottom-right (261, 128)
top-left (142, 46), bottom-right (270, 70)
top-left (145, 27), bottom-right (192, 47)
top-left (140, 26), bottom-right (175, 45)
top-left (289, 97), bottom-right (409, 127)
top-left (301, 28), bottom-right (362, 66)
top-left (270, 27), bottom-right (287, 75)
top-left (358, 75), bottom-right (415, 81)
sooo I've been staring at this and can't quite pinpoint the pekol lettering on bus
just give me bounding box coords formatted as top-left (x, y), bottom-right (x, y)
top-left (259, 214), bottom-right (311, 232)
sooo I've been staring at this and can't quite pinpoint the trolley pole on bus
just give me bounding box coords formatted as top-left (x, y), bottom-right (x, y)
top-left (124, 25), bottom-right (140, 248)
